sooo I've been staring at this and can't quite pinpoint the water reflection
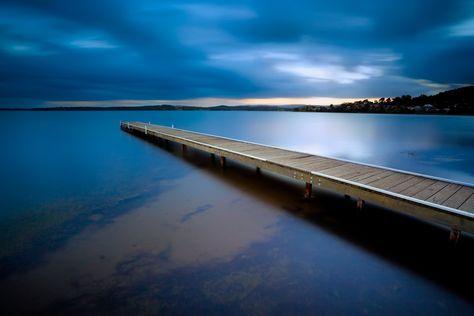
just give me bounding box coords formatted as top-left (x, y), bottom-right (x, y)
top-left (1, 143), bottom-right (473, 314)
top-left (189, 112), bottom-right (474, 183)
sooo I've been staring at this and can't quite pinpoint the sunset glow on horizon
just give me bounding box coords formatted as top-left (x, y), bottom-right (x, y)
top-left (45, 97), bottom-right (380, 108)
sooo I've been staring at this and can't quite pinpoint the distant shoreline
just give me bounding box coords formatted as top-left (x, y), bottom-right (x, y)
top-left (1, 106), bottom-right (473, 115)
top-left (1, 86), bottom-right (473, 115)
top-left (1, 105), bottom-right (285, 112)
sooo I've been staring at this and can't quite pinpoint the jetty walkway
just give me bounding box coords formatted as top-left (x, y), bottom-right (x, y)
top-left (121, 121), bottom-right (474, 239)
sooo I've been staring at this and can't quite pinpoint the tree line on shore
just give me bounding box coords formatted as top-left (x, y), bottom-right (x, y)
top-left (295, 86), bottom-right (473, 114)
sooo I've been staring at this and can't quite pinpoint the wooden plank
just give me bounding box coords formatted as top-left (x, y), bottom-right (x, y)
top-left (189, 135), bottom-right (224, 142)
top-left (249, 152), bottom-right (302, 161)
top-left (292, 157), bottom-right (333, 168)
top-left (204, 138), bottom-right (243, 146)
top-left (399, 178), bottom-right (436, 197)
top-left (238, 146), bottom-right (284, 154)
top-left (266, 153), bottom-right (310, 161)
top-left (358, 170), bottom-right (394, 185)
top-left (459, 194), bottom-right (474, 213)
top-left (338, 165), bottom-right (378, 180)
top-left (221, 143), bottom-right (262, 152)
top-left (320, 163), bottom-right (363, 177)
top-left (413, 181), bottom-right (448, 200)
top-left (443, 187), bottom-right (474, 209)
top-left (305, 160), bottom-right (347, 172)
top-left (270, 154), bottom-right (313, 164)
top-left (292, 156), bottom-right (329, 166)
top-left (425, 183), bottom-right (461, 204)
top-left (156, 130), bottom-right (211, 142)
top-left (369, 173), bottom-right (414, 190)
top-left (286, 156), bottom-right (330, 168)
top-left (168, 133), bottom-right (216, 144)
top-left (244, 148), bottom-right (299, 159)
top-left (389, 176), bottom-right (426, 194)
top-left (230, 145), bottom-right (276, 155)
top-left (157, 129), bottom-right (191, 137)
top-left (346, 168), bottom-right (387, 182)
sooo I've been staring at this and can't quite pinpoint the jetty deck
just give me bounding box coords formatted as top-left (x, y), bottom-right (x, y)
top-left (121, 121), bottom-right (474, 237)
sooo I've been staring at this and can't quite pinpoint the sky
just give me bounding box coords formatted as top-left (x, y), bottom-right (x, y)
top-left (0, 0), bottom-right (473, 107)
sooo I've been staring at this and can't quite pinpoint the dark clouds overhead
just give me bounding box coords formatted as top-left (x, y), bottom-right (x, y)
top-left (0, 0), bottom-right (473, 106)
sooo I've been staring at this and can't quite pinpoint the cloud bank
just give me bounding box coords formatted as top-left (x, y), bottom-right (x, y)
top-left (0, 0), bottom-right (472, 107)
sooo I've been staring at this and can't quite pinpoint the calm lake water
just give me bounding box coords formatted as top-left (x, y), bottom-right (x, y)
top-left (0, 111), bottom-right (473, 315)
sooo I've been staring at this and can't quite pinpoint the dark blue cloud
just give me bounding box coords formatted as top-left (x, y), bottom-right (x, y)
top-left (0, 0), bottom-right (472, 106)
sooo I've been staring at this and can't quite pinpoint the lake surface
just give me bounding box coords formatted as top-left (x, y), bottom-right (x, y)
top-left (0, 111), bottom-right (473, 314)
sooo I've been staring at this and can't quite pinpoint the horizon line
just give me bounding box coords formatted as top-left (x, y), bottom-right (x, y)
top-left (40, 96), bottom-right (378, 108)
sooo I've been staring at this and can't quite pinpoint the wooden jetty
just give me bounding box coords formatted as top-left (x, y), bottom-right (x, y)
top-left (121, 121), bottom-right (474, 239)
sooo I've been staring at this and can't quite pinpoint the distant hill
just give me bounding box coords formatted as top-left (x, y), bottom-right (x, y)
top-left (1, 86), bottom-right (473, 114)
top-left (1, 104), bottom-right (286, 112)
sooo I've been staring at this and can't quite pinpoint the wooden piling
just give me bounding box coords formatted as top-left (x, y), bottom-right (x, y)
top-left (304, 182), bottom-right (312, 199)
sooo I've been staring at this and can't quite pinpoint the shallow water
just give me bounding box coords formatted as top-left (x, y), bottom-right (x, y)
top-left (0, 111), bottom-right (473, 314)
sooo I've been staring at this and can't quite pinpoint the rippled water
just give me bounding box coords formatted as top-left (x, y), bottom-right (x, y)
top-left (0, 111), bottom-right (473, 314)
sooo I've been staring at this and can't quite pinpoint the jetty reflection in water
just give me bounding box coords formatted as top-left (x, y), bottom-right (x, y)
top-left (1, 142), bottom-right (472, 314)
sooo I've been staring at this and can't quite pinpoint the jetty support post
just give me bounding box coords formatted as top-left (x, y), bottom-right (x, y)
top-left (449, 227), bottom-right (461, 244)
top-left (304, 182), bottom-right (312, 199)
top-left (182, 144), bottom-right (187, 155)
top-left (356, 198), bottom-right (365, 211)
top-left (220, 156), bottom-right (226, 168)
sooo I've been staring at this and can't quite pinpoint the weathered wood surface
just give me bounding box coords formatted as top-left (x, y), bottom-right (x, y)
top-left (121, 122), bottom-right (474, 234)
